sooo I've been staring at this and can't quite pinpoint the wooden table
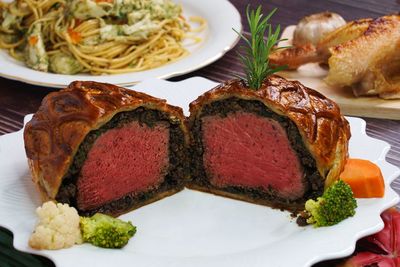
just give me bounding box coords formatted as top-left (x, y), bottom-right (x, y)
top-left (0, 0), bottom-right (399, 266)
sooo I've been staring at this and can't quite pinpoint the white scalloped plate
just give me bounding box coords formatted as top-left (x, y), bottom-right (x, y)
top-left (0, 0), bottom-right (241, 88)
top-left (0, 78), bottom-right (399, 267)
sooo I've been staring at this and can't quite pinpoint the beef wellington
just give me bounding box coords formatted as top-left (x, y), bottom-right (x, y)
top-left (188, 75), bottom-right (350, 211)
top-left (24, 81), bottom-right (189, 216)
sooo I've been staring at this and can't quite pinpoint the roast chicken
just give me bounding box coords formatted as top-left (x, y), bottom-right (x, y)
top-left (270, 15), bottom-right (400, 99)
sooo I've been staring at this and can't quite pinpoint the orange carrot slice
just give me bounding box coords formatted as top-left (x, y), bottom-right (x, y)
top-left (340, 158), bottom-right (385, 198)
top-left (28, 36), bottom-right (38, 46)
top-left (68, 28), bottom-right (82, 44)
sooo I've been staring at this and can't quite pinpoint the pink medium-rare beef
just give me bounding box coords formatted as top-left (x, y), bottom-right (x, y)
top-left (202, 112), bottom-right (305, 200)
top-left (24, 81), bottom-right (189, 216)
top-left (188, 77), bottom-right (350, 211)
top-left (77, 121), bottom-right (170, 211)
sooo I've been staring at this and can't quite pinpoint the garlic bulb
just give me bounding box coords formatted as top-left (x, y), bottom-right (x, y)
top-left (293, 12), bottom-right (346, 46)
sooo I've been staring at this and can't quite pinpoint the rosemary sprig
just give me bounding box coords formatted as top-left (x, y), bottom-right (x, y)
top-left (234, 5), bottom-right (287, 90)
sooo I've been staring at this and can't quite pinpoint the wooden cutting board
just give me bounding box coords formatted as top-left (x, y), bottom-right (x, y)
top-left (278, 25), bottom-right (400, 120)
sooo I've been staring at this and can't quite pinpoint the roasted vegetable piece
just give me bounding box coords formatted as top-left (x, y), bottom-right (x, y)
top-left (304, 180), bottom-right (357, 227)
top-left (80, 213), bottom-right (136, 248)
top-left (339, 208), bottom-right (400, 266)
top-left (340, 159), bottom-right (385, 198)
top-left (293, 11), bottom-right (346, 46)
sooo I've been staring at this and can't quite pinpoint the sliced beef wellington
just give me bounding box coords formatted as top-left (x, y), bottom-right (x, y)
top-left (188, 75), bottom-right (350, 211)
top-left (24, 81), bottom-right (189, 216)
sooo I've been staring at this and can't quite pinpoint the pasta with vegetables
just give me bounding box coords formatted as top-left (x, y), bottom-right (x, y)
top-left (0, 0), bottom-right (205, 74)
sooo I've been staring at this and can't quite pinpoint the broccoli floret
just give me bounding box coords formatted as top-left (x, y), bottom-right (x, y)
top-left (305, 180), bottom-right (357, 227)
top-left (80, 213), bottom-right (136, 248)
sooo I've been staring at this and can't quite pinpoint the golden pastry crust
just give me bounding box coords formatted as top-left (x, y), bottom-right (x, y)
top-left (189, 75), bottom-right (350, 188)
top-left (24, 81), bottom-right (188, 201)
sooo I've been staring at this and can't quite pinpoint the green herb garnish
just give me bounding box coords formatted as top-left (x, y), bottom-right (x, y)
top-left (234, 5), bottom-right (287, 90)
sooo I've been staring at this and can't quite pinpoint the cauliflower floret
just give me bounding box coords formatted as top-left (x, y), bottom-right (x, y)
top-left (29, 201), bottom-right (83, 250)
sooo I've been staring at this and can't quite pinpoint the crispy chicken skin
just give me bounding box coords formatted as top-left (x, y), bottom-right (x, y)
top-left (326, 15), bottom-right (400, 99)
top-left (269, 43), bottom-right (321, 69)
top-left (269, 18), bottom-right (373, 70)
top-left (270, 15), bottom-right (400, 99)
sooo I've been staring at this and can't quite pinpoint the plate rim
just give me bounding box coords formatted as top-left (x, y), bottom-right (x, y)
top-left (0, 77), bottom-right (399, 267)
top-left (0, 0), bottom-right (242, 88)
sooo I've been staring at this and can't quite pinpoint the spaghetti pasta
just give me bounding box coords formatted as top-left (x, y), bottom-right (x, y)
top-left (0, 0), bottom-right (206, 75)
